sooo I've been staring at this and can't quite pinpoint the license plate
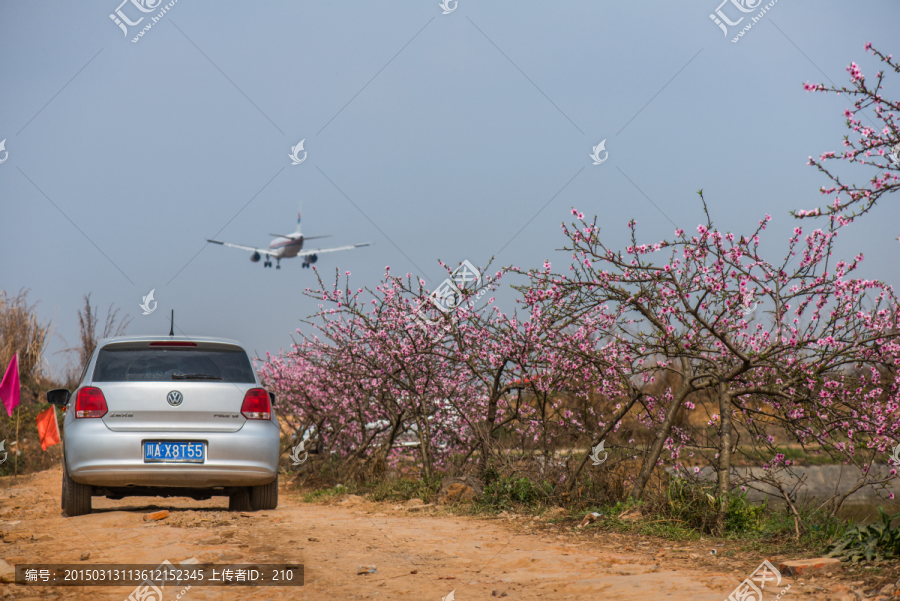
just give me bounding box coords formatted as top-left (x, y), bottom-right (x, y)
top-left (143, 441), bottom-right (205, 463)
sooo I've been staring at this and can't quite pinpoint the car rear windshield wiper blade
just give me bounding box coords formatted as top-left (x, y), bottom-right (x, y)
top-left (172, 373), bottom-right (223, 380)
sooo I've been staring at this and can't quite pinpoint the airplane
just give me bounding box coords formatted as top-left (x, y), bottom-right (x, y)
top-left (207, 206), bottom-right (371, 269)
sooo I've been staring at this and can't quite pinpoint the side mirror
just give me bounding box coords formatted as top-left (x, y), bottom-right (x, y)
top-left (47, 389), bottom-right (71, 406)
top-left (268, 392), bottom-right (276, 406)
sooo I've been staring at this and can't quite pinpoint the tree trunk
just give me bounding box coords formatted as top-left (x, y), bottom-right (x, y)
top-left (413, 405), bottom-right (434, 483)
top-left (715, 383), bottom-right (732, 535)
top-left (566, 392), bottom-right (640, 493)
top-left (631, 388), bottom-right (688, 500)
top-left (478, 391), bottom-right (501, 474)
top-left (364, 414), bottom-right (405, 477)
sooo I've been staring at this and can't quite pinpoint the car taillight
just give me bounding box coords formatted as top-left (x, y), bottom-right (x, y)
top-left (76, 387), bottom-right (108, 418)
top-left (241, 388), bottom-right (271, 420)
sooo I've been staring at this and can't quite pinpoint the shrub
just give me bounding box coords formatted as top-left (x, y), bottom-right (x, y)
top-left (367, 478), bottom-right (439, 503)
top-left (646, 476), bottom-right (764, 535)
top-left (825, 507), bottom-right (900, 562)
top-left (478, 476), bottom-right (552, 510)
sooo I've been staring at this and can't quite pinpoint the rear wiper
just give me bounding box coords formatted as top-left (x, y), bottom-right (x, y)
top-left (172, 373), bottom-right (223, 380)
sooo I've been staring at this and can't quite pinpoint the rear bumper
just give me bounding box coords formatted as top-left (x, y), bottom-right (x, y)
top-left (64, 419), bottom-right (280, 488)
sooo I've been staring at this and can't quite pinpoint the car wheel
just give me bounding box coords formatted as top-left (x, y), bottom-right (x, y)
top-left (228, 489), bottom-right (252, 512)
top-left (63, 463), bottom-right (92, 517)
top-left (250, 474), bottom-right (278, 511)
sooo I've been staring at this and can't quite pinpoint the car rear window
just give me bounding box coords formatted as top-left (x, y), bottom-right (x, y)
top-left (92, 347), bottom-right (256, 383)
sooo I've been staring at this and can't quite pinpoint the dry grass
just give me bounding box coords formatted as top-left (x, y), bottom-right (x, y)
top-left (0, 289), bottom-right (51, 386)
top-left (61, 293), bottom-right (131, 386)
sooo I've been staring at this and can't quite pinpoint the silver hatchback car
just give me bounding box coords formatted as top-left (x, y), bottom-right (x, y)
top-left (46, 336), bottom-right (281, 517)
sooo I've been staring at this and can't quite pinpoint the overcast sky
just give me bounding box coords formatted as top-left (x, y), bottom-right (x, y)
top-left (1, 0), bottom-right (898, 377)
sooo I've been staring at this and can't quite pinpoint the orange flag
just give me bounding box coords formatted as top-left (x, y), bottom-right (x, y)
top-left (36, 406), bottom-right (60, 451)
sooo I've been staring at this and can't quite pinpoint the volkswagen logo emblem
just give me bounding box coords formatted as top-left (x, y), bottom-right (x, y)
top-left (167, 390), bottom-right (183, 407)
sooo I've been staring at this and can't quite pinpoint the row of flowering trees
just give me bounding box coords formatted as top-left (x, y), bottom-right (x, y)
top-left (258, 45), bottom-right (900, 533)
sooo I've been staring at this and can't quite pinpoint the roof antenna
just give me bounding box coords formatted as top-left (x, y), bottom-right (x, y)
top-left (169, 310), bottom-right (174, 336)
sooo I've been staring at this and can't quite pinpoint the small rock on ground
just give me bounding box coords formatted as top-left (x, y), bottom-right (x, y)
top-left (339, 495), bottom-right (366, 506)
top-left (543, 507), bottom-right (567, 520)
top-left (578, 512), bottom-right (601, 527)
top-left (778, 557), bottom-right (842, 577)
top-left (0, 558), bottom-right (14, 584)
top-left (436, 476), bottom-right (484, 505)
top-left (618, 508), bottom-right (642, 522)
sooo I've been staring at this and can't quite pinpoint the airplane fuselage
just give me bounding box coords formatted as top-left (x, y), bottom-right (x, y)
top-left (268, 234), bottom-right (304, 258)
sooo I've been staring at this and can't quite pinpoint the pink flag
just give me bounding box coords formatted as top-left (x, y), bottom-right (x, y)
top-left (0, 354), bottom-right (20, 417)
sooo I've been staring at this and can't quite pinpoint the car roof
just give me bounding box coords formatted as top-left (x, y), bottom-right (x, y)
top-left (97, 335), bottom-right (245, 348)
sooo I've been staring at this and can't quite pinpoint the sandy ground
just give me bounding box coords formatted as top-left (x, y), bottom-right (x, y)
top-left (0, 468), bottom-right (869, 600)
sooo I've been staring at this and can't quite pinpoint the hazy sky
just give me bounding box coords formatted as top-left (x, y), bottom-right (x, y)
top-left (2, 1), bottom-right (898, 377)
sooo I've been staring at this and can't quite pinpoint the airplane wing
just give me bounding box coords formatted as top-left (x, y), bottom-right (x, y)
top-left (267, 234), bottom-right (331, 240)
top-left (207, 239), bottom-right (278, 256)
top-left (295, 242), bottom-right (371, 257)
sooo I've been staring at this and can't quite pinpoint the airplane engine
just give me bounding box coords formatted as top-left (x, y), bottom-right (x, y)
top-left (302, 253), bottom-right (318, 268)
top-left (250, 251), bottom-right (261, 263)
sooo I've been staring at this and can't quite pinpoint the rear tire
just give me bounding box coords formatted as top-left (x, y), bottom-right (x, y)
top-left (228, 489), bottom-right (252, 511)
top-left (63, 463), bottom-right (92, 517)
top-left (250, 474), bottom-right (278, 511)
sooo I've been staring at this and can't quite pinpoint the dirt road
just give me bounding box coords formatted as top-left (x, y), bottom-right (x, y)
top-left (0, 468), bottom-right (861, 600)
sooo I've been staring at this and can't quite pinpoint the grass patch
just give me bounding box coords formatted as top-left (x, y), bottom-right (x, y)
top-left (301, 484), bottom-right (351, 503)
top-left (476, 475), bottom-right (553, 512)
top-left (366, 478), bottom-right (439, 503)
